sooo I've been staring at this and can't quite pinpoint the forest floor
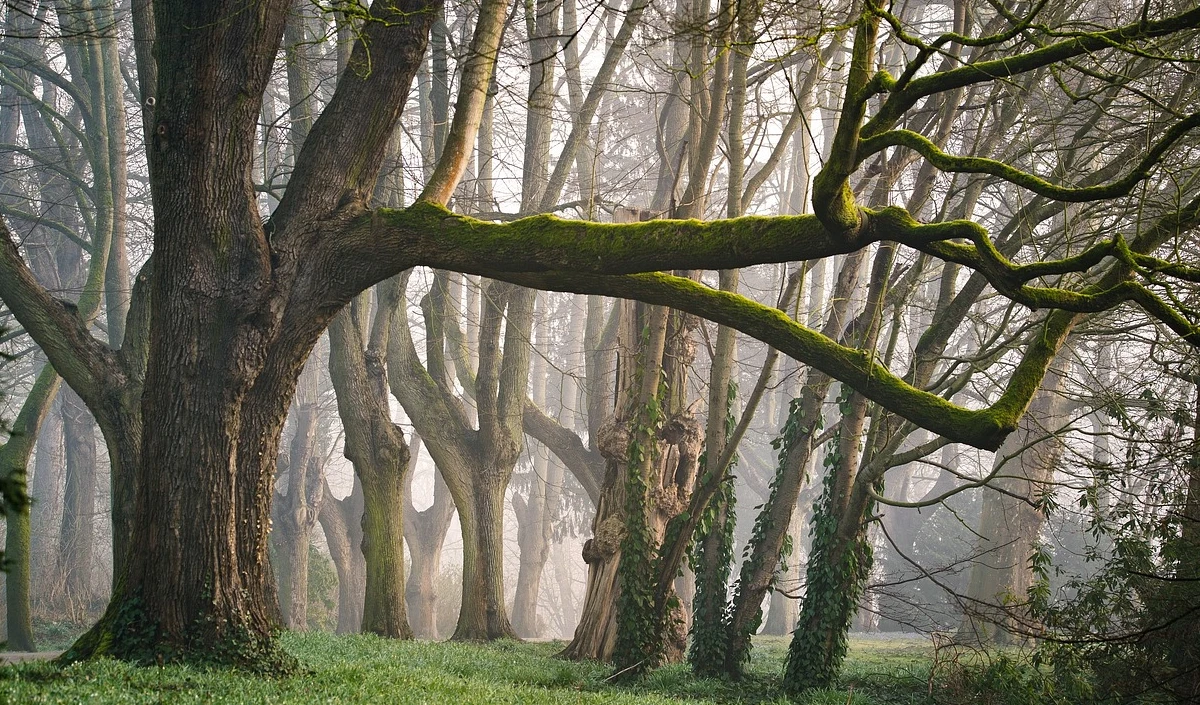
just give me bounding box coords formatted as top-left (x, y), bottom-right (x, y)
top-left (0, 631), bottom-right (969, 704)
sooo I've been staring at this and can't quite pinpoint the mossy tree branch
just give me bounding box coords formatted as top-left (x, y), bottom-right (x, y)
top-left (354, 201), bottom-right (982, 282)
top-left (862, 5), bottom-right (1200, 139)
top-left (493, 270), bottom-right (1014, 450)
top-left (858, 111), bottom-right (1200, 203)
top-left (810, 3), bottom-right (880, 234)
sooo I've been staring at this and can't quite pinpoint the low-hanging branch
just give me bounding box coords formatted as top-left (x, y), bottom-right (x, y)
top-left (473, 269), bottom-right (1018, 451)
top-left (333, 185), bottom-right (1200, 453)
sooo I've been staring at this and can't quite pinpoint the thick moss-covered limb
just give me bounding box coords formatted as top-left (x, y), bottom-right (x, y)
top-left (987, 310), bottom-right (1075, 428)
top-left (362, 201), bottom-right (846, 277)
top-left (860, 112), bottom-right (1200, 201)
top-left (862, 5), bottom-right (1200, 138)
top-left (358, 200), bottom-right (989, 291)
top-left (499, 270), bottom-right (1014, 450)
top-left (811, 6), bottom-right (879, 234)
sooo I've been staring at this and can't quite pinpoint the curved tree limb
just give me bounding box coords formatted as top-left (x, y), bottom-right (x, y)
top-left (859, 112), bottom-right (1200, 202)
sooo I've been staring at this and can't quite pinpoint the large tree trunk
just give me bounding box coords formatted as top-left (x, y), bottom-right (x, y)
top-left (64, 0), bottom-right (307, 665)
top-left (560, 462), bottom-right (624, 659)
top-left (564, 289), bottom-right (701, 665)
top-left (389, 276), bottom-right (534, 642)
top-left (454, 472), bottom-right (516, 640)
top-left (359, 452), bottom-right (410, 638)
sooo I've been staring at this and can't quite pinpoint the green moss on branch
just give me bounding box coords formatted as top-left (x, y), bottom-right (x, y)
top-left (495, 270), bottom-right (1016, 450)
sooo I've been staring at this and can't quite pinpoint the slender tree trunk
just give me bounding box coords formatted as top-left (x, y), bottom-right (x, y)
top-left (724, 250), bottom-right (867, 674)
top-left (329, 297), bottom-right (414, 639)
top-left (318, 478), bottom-right (366, 634)
top-left (512, 311), bottom-right (563, 637)
top-left (404, 451), bottom-right (455, 639)
top-left (56, 387), bottom-right (98, 620)
top-left (271, 358), bottom-right (325, 630)
top-left (688, 270), bottom-right (738, 676)
top-left (959, 367), bottom-right (1069, 644)
top-left (29, 396), bottom-right (64, 607)
top-left (513, 456), bottom-right (564, 638)
top-left (3, 367), bottom-right (63, 651)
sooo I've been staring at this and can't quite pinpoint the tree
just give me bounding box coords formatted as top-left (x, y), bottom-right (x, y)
top-left (0, 324), bottom-right (21, 561)
top-left (0, 0), bottom-right (1197, 671)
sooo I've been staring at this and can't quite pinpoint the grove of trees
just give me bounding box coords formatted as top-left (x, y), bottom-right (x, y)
top-left (0, 0), bottom-right (1198, 699)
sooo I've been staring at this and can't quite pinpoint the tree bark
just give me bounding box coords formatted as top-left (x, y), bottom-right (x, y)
top-left (565, 285), bottom-right (702, 664)
top-left (3, 366), bottom-right (62, 650)
top-left (0, 0), bottom-right (1191, 672)
top-left (57, 0), bottom-right (439, 666)
top-left (329, 294), bottom-right (413, 639)
top-left (403, 439), bottom-right (456, 639)
top-left (512, 314), bottom-right (564, 637)
top-left (725, 249), bottom-right (867, 673)
top-left (55, 386), bottom-right (98, 620)
top-left (271, 358), bottom-right (325, 630)
top-left (318, 478), bottom-right (366, 634)
top-left (29, 394), bottom-right (64, 605)
top-left (959, 366), bottom-right (1069, 644)
top-left (388, 275), bottom-right (534, 641)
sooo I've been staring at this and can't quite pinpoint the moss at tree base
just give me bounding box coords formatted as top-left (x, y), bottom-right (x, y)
top-left (56, 596), bottom-right (298, 675)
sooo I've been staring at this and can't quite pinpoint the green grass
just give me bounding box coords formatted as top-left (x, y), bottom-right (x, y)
top-left (0, 632), bottom-right (937, 704)
top-left (31, 620), bottom-right (88, 652)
